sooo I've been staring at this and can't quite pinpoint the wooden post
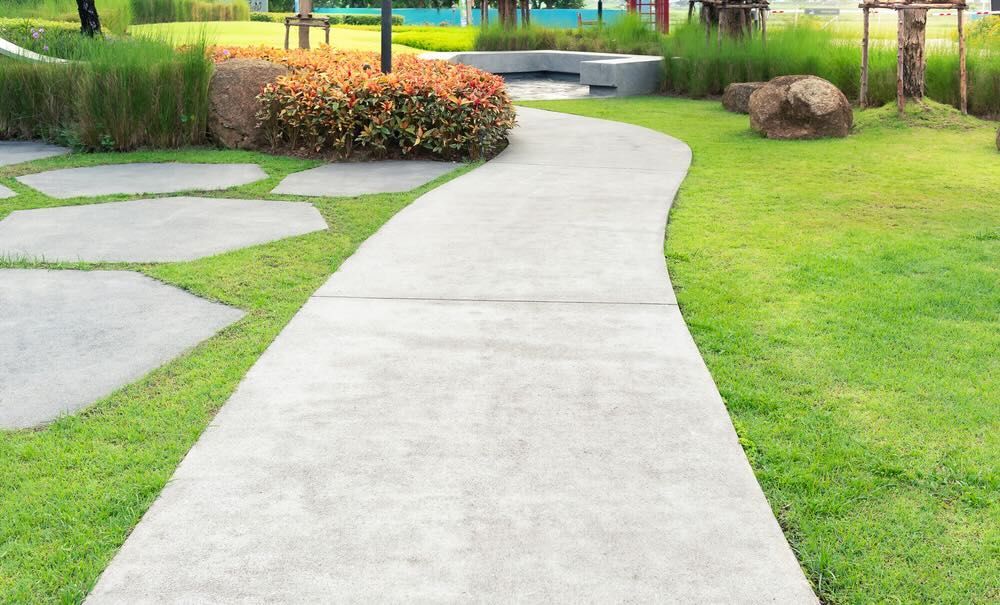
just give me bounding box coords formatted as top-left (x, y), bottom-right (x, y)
top-left (760, 7), bottom-right (766, 47)
top-left (958, 7), bottom-right (967, 114)
top-left (298, 0), bottom-right (312, 49)
top-left (284, 20), bottom-right (290, 50)
top-left (861, 5), bottom-right (870, 108)
top-left (896, 8), bottom-right (905, 114)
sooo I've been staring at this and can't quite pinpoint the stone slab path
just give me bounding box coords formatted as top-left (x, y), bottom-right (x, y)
top-left (0, 184), bottom-right (14, 199)
top-left (0, 196), bottom-right (327, 263)
top-left (16, 163), bottom-right (267, 199)
top-left (0, 141), bottom-right (69, 167)
top-left (88, 108), bottom-right (817, 603)
top-left (273, 160), bottom-right (460, 197)
top-left (0, 269), bottom-right (243, 429)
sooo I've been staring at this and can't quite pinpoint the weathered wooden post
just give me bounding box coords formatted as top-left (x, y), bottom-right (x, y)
top-left (860, 4), bottom-right (870, 107)
top-left (958, 7), bottom-right (967, 114)
top-left (298, 0), bottom-right (312, 49)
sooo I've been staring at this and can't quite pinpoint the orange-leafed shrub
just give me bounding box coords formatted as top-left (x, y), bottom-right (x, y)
top-left (212, 47), bottom-right (516, 160)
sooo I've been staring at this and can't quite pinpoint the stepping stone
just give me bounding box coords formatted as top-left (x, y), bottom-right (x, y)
top-left (0, 141), bottom-right (69, 167)
top-left (0, 196), bottom-right (327, 262)
top-left (0, 184), bottom-right (14, 199)
top-left (16, 163), bottom-right (267, 199)
top-left (0, 269), bottom-right (243, 429)
top-left (273, 160), bottom-right (459, 197)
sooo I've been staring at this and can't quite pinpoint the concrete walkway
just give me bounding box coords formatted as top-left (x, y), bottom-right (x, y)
top-left (89, 108), bottom-right (817, 603)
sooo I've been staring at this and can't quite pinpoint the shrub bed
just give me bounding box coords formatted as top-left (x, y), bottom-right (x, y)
top-left (0, 38), bottom-right (212, 150)
top-left (212, 47), bottom-right (515, 160)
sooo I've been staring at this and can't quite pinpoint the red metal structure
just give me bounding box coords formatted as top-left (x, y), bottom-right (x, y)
top-left (628, 0), bottom-right (670, 33)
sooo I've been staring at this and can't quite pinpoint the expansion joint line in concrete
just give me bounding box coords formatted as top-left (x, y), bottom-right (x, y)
top-left (310, 293), bottom-right (679, 307)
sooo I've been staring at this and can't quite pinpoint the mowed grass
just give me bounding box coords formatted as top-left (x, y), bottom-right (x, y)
top-left (523, 98), bottom-right (999, 604)
top-left (0, 149), bottom-right (471, 602)
top-left (131, 20), bottom-right (421, 52)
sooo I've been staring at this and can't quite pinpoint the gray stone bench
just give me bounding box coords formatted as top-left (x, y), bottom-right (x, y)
top-left (420, 50), bottom-right (663, 96)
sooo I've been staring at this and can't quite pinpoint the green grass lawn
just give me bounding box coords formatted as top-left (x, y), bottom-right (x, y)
top-left (0, 150), bottom-right (470, 602)
top-left (522, 97), bottom-right (999, 604)
top-left (130, 21), bottom-right (422, 53)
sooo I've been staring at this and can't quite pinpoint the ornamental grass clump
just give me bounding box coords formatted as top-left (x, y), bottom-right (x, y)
top-left (0, 36), bottom-right (212, 150)
top-left (213, 47), bottom-right (516, 160)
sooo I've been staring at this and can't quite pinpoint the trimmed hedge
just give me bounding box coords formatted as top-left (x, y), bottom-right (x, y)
top-left (249, 12), bottom-right (404, 25)
top-left (212, 47), bottom-right (515, 159)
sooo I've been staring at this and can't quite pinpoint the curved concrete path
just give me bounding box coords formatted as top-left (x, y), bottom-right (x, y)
top-left (89, 108), bottom-right (817, 603)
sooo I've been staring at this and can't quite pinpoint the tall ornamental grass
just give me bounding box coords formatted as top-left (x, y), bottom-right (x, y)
top-left (475, 14), bottom-right (662, 56)
top-left (0, 36), bottom-right (212, 150)
top-left (0, 0), bottom-right (249, 29)
top-left (663, 23), bottom-right (1000, 117)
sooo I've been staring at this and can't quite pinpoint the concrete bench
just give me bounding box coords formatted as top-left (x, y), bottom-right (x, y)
top-left (420, 50), bottom-right (663, 96)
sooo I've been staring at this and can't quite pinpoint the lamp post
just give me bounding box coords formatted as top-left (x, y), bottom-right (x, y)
top-left (381, 0), bottom-right (392, 73)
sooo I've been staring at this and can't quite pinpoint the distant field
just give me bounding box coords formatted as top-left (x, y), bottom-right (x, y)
top-left (130, 21), bottom-right (422, 52)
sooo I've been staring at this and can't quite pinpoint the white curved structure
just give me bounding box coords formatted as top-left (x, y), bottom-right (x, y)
top-left (0, 37), bottom-right (68, 63)
top-left (423, 50), bottom-right (663, 96)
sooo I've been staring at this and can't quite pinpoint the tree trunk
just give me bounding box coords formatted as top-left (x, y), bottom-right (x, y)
top-left (701, 3), bottom-right (752, 39)
top-left (900, 9), bottom-right (927, 99)
top-left (499, 0), bottom-right (517, 28)
top-left (299, 0), bottom-right (313, 49)
top-left (520, 0), bottom-right (530, 27)
top-left (76, 0), bottom-right (102, 37)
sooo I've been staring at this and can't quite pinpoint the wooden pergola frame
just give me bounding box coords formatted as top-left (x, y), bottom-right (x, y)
top-left (687, 0), bottom-right (771, 47)
top-left (859, 0), bottom-right (969, 114)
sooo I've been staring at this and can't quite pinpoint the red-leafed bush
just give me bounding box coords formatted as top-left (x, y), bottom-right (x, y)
top-left (212, 47), bottom-right (516, 160)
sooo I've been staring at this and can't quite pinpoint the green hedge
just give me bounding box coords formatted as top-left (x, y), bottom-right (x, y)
top-left (249, 12), bottom-right (404, 25)
top-left (131, 0), bottom-right (251, 24)
top-left (0, 37), bottom-right (212, 150)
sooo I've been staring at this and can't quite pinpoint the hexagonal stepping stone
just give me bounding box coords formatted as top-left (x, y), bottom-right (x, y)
top-left (0, 184), bottom-right (14, 199)
top-left (16, 162), bottom-right (267, 199)
top-left (272, 160), bottom-right (459, 198)
top-left (0, 196), bottom-right (327, 262)
top-left (0, 141), bottom-right (69, 167)
top-left (0, 269), bottom-right (244, 429)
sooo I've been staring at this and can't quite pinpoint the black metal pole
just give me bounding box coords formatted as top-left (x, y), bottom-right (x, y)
top-left (381, 0), bottom-right (392, 73)
top-left (597, 0), bottom-right (603, 25)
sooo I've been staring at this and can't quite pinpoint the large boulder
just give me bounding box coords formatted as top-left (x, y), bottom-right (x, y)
top-left (208, 59), bottom-right (288, 150)
top-left (749, 75), bottom-right (853, 140)
top-left (722, 82), bottom-right (766, 114)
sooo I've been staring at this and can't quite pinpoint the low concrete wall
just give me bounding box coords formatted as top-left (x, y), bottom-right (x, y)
top-left (421, 50), bottom-right (663, 96)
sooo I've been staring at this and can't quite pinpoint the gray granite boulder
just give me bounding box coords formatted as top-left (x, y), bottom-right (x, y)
top-left (749, 75), bottom-right (852, 140)
top-left (208, 59), bottom-right (288, 150)
top-left (722, 82), bottom-right (766, 114)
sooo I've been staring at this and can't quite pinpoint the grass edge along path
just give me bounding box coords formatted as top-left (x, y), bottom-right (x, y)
top-left (0, 148), bottom-right (474, 603)
top-left (521, 98), bottom-right (999, 605)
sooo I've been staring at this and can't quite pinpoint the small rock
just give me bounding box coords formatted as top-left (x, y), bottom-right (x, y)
top-left (722, 82), bottom-right (766, 114)
top-left (208, 59), bottom-right (288, 150)
top-left (749, 75), bottom-right (853, 140)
